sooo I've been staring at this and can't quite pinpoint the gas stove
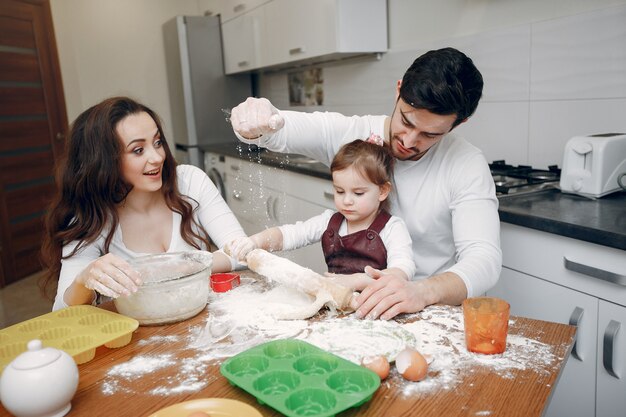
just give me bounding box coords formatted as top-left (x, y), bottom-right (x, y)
top-left (489, 160), bottom-right (561, 196)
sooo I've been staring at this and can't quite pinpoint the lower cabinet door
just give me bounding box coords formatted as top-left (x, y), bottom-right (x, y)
top-left (487, 267), bottom-right (597, 417)
top-left (596, 300), bottom-right (626, 417)
top-left (276, 193), bottom-right (329, 274)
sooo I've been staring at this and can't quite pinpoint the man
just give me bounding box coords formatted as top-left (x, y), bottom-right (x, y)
top-left (230, 47), bottom-right (501, 320)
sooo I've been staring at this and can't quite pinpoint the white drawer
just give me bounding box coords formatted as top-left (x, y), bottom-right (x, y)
top-left (501, 222), bottom-right (626, 307)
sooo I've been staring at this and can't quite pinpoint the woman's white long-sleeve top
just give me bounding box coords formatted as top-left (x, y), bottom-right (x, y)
top-left (53, 165), bottom-right (245, 310)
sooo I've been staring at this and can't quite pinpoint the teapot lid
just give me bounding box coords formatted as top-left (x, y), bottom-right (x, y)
top-left (11, 339), bottom-right (62, 370)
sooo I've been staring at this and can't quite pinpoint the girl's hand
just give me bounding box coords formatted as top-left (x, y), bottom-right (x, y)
top-left (76, 253), bottom-right (141, 298)
top-left (224, 237), bottom-right (257, 262)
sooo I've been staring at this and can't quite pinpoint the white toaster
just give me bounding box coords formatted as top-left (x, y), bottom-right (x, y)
top-left (559, 133), bottom-right (626, 198)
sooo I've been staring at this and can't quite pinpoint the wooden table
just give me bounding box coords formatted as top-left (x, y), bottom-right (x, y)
top-left (0, 298), bottom-right (575, 417)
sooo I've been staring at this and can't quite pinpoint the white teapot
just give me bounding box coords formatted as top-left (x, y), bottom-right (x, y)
top-left (0, 339), bottom-right (79, 417)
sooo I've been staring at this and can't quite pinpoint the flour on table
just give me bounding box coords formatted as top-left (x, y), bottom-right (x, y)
top-left (101, 278), bottom-right (563, 398)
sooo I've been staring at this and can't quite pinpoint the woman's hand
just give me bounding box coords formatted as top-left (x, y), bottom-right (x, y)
top-left (76, 253), bottom-right (141, 298)
top-left (224, 236), bottom-right (257, 262)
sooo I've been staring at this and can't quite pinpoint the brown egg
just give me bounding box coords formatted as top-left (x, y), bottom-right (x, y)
top-left (395, 347), bottom-right (428, 382)
top-left (361, 355), bottom-right (390, 380)
top-left (187, 412), bottom-right (211, 417)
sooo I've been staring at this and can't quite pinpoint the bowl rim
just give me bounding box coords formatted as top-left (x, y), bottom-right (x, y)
top-left (129, 251), bottom-right (212, 286)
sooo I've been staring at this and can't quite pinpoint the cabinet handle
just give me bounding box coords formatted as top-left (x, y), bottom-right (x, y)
top-left (603, 320), bottom-right (621, 379)
top-left (323, 191), bottom-right (334, 200)
top-left (232, 190), bottom-right (242, 200)
top-left (265, 195), bottom-right (273, 220)
top-left (233, 3), bottom-right (246, 13)
top-left (230, 165), bottom-right (240, 172)
top-left (289, 47), bottom-right (305, 55)
top-left (568, 307), bottom-right (584, 361)
top-left (237, 60), bottom-right (249, 67)
top-left (563, 257), bottom-right (626, 286)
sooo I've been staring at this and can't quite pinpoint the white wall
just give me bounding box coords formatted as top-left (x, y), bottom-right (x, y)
top-left (258, 0), bottom-right (626, 168)
top-left (50, 0), bottom-right (626, 168)
top-left (49, 0), bottom-right (216, 139)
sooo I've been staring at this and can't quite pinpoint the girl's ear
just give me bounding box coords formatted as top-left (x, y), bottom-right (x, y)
top-left (379, 182), bottom-right (391, 201)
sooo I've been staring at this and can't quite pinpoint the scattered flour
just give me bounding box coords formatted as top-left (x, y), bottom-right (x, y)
top-left (101, 277), bottom-right (564, 399)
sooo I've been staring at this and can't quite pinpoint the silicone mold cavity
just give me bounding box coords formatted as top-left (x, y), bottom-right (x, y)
top-left (221, 339), bottom-right (380, 417)
top-left (293, 354), bottom-right (339, 376)
top-left (0, 305), bottom-right (139, 370)
top-left (285, 389), bottom-right (337, 416)
top-left (225, 355), bottom-right (269, 377)
top-left (253, 371), bottom-right (301, 396)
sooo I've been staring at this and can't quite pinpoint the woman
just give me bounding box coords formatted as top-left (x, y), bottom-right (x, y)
top-left (41, 97), bottom-right (246, 310)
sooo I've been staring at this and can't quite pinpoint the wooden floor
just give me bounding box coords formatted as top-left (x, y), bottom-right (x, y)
top-left (0, 271), bottom-right (53, 329)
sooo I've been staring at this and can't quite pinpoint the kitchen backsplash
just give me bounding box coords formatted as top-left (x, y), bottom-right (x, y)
top-left (258, 4), bottom-right (626, 169)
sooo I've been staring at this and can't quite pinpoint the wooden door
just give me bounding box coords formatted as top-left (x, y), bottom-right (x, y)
top-left (0, 0), bottom-right (67, 286)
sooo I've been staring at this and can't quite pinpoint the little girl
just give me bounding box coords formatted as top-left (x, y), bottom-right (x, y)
top-left (227, 138), bottom-right (415, 282)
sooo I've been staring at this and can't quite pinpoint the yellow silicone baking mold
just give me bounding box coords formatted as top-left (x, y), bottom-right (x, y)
top-left (0, 305), bottom-right (139, 369)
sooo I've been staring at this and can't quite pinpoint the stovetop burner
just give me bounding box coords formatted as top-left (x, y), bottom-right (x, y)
top-left (489, 160), bottom-right (561, 195)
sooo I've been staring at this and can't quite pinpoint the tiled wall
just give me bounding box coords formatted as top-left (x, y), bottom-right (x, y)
top-left (258, 5), bottom-right (626, 169)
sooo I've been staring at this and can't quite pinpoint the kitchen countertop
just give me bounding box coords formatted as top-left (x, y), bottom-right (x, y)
top-left (200, 142), bottom-right (332, 180)
top-left (1, 271), bottom-right (574, 417)
top-left (200, 143), bottom-right (626, 250)
top-left (498, 188), bottom-right (626, 250)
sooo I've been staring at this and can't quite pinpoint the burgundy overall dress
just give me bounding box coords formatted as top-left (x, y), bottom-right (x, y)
top-left (321, 210), bottom-right (391, 274)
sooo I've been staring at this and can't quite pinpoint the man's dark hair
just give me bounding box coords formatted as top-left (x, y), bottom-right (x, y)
top-left (399, 47), bottom-right (483, 128)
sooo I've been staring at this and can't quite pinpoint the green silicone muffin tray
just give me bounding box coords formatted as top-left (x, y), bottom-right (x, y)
top-left (0, 305), bottom-right (139, 369)
top-left (220, 339), bottom-right (381, 417)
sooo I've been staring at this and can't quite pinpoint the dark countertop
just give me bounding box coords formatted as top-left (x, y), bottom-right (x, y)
top-left (200, 142), bottom-right (331, 180)
top-left (200, 143), bottom-right (626, 251)
top-left (498, 188), bottom-right (626, 250)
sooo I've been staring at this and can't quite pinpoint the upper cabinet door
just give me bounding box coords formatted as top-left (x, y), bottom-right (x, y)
top-left (221, 7), bottom-right (265, 74)
top-left (219, 0), bottom-right (271, 23)
top-left (221, 0), bottom-right (388, 73)
top-left (263, 0), bottom-right (336, 67)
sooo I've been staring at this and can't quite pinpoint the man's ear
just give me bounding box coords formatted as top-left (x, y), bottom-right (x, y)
top-left (395, 80), bottom-right (402, 100)
top-left (379, 182), bottom-right (391, 201)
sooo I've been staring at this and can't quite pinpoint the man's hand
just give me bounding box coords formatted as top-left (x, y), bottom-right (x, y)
top-left (351, 271), bottom-right (468, 320)
top-left (231, 97), bottom-right (285, 140)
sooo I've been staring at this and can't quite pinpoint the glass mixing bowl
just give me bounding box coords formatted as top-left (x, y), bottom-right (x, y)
top-left (114, 251), bottom-right (212, 325)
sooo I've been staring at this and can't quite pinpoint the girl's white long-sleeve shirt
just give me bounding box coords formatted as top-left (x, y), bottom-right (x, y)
top-left (53, 165), bottom-right (246, 311)
top-left (279, 209), bottom-right (416, 279)
top-left (239, 111), bottom-right (502, 297)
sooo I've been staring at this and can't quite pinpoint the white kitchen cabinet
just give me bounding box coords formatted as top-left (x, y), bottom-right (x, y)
top-left (487, 222), bottom-right (626, 417)
top-left (221, 6), bottom-right (265, 73)
top-left (488, 268), bottom-right (597, 417)
top-left (596, 300), bottom-right (626, 417)
top-left (224, 156), bottom-right (335, 272)
top-left (218, 0), bottom-right (271, 23)
top-left (222, 0), bottom-right (388, 74)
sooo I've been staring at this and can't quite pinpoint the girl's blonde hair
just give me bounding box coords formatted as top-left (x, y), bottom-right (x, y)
top-left (330, 139), bottom-right (395, 211)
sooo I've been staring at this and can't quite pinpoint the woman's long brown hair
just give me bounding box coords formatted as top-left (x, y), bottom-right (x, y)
top-left (40, 97), bottom-right (211, 298)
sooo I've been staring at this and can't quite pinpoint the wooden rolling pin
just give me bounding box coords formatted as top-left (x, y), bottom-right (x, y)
top-left (245, 249), bottom-right (354, 311)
